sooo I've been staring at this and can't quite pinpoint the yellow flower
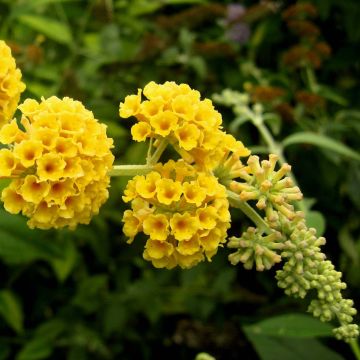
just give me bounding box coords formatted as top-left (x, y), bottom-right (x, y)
top-left (0, 119), bottom-right (25, 144)
top-left (0, 41), bottom-right (26, 128)
top-left (1, 185), bottom-right (25, 214)
top-left (150, 111), bottom-right (178, 136)
top-left (174, 123), bottom-right (200, 151)
top-left (140, 98), bottom-right (164, 119)
top-left (144, 239), bottom-right (174, 259)
top-left (156, 178), bottom-right (182, 205)
top-left (199, 228), bottom-right (224, 252)
top-left (170, 212), bottom-right (199, 241)
top-left (0, 148), bottom-right (17, 177)
top-left (131, 122), bottom-right (152, 142)
top-left (0, 96), bottom-right (114, 229)
top-left (45, 179), bottom-right (76, 205)
top-left (32, 128), bottom-right (58, 149)
top-left (171, 94), bottom-right (196, 121)
top-left (119, 89), bottom-right (142, 118)
top-left (122, 160), bottom-right (230, 269)
top-left (122, 210), bottom-right (141, 242)
top-left (143, 213), bottom-right (169, 241)
top-left (176, 235), bottom-right (201, 256)
top-left (196, 206), bottom-right (218, 230)
top-left (20, 175), bottom-right (50, 203)
top-left (135, 172), bottom-right (161, 199)
top-left (182, 181), bottom-right (206, 206)
top-left (175, 251), bottom-right (204, 269)
top-left (37, 153), bottom-right (66, 181)
top-left (13, 139), bottom-right (43, 168)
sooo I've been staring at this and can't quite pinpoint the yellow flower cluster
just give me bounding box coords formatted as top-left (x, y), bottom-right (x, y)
top-left (122, 160), bottom-right (231, 269)
top-left (119, 81), bottom-right (250, 170)
top-left (0, 40), bottom-right (26, 127)
top-left (0, 96), bottom-right (114, 229)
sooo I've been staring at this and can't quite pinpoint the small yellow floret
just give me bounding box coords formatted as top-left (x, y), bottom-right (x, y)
top-left (150, 111), bottom-right (178, 136)
top-left (182, 181), bottom-right (206, 206)
top-left (0, 148), bottom-right (17, 176)
top-left (156, 178), bottom-right (182, 205)
top-left (174, 123), bottom-right (200, 151)
top-left (37, 153), bottom-right (66, 181)
top-left (143, 213), bottom-right (169, 241)
top-left (170, 212), bottom-right (199, 241)
top-left (144, 239), bottom-right (174, 259)
top-left (13, 139), bottom-right (43, 167)
top-left (20, 175), bottom-right (50, 203)
top-left (131, 122), bottom-right (152, 142)
top-left (119, 89), bottom-right (142, 118)
top-left (135, 172), bottom-right (161, 199)
top-left (0, 119), bottom-right (25, 144)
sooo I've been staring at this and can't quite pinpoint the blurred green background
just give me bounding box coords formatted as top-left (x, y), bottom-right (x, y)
top-left (0, 0), bottom-right (360, 359)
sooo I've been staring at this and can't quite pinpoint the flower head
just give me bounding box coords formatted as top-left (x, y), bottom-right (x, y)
top-left (0, 41), bottom-right (26, 127)
top-left (119, 81), bottom-right (250, 170)
top-left (0, 96), bottom-right (114, 229)
top-left (122, 160), bottom-right (230, 269)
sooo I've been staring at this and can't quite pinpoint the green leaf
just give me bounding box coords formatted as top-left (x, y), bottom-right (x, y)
top-left (0, 210), bottom-right (63, 264)
top-left (263, 113), bottom-right (282, 135)
top-left (316, 85), bottom-right (348, 106)
top-left (51, 238), bottom-right (77, 282)
top-left (244, 314), bottom-right (334, 338)
top-left (16, 339), bottom-right (52, 360)
top-left (18, 15), bottom-right (72, 45)
top-left (10, 0), bottom-right (73, 18)
top-left (282, 132), bottom-right (360, 161)
top-left (0, 290), bottom-right (24, 333)
top-left (339, 226), bottom-right (359, 265)
top-left (243, 331), bottom-right (344, 360)
top-left (305, 211), bottom-right (326, 236)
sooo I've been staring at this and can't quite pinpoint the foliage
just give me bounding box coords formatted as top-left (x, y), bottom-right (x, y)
top-left (0, 0), bottom-right (359, 359)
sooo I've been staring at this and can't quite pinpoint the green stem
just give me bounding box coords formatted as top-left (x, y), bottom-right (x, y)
top-left (227, 190), bottom-right (271, 234)
top-left (350, 339), bottom-right (360, 360)
top-left (109, 164), bottom-right (154, 177)
top-left (148, 138), bottom-right (168, 165)
top-left (252, 117), bottom-right (306, 213)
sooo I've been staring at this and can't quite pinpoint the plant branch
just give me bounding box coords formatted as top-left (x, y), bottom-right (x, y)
top-left (227, 190), bottom-right (271, 234)
top-left (109, 164), bottom-right (154, 177)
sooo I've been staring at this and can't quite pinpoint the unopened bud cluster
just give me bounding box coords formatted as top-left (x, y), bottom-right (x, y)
top-left (272, 214), bottom-right (359, 342)
top-left (231, 154), bottom-right (303, 220)
top-left (228, 227), bottom-right (283, 271)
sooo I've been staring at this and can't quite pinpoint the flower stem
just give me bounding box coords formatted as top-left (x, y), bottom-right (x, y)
top-left (227, 190), bottom-right (271, 234)
top-left (251, 116), bottom-right (307, 213)
top-left (350, 339), bottom-right (360, 360)
top-left (109, 164), bottom-right (154, 177)
top-left (149, 138), bottom-right (168, 165)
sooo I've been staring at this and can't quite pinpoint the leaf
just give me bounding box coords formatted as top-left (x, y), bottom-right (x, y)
top-left (0, 210), bottom-right (63, 264)
top-left (0, 290), bottom-right (24, 333)
top-left (16, 339), bottom-right (52, 360)
top-left (18, 15), bottom-right (72, 45)
top-left (339, 226), bottom-right (359, 265)
top-left (316, 85), bottom-right (348, 106)
top-left (51, 238), bottom-right (77, 282)
top-left (0, 344), bottom-right (10, 360)
top-left (305, 211), bottom-right (326, 236)
top-left (10, 0), bottom-right (73, 18)
top-left (282, 132), bottom-right (360, 161)
top-left (243, 331), bottom-right (344, 360)
top-left (244, 314), bottom-right (334, 338)
top-left (263, 113), bottom-right (281, 135)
